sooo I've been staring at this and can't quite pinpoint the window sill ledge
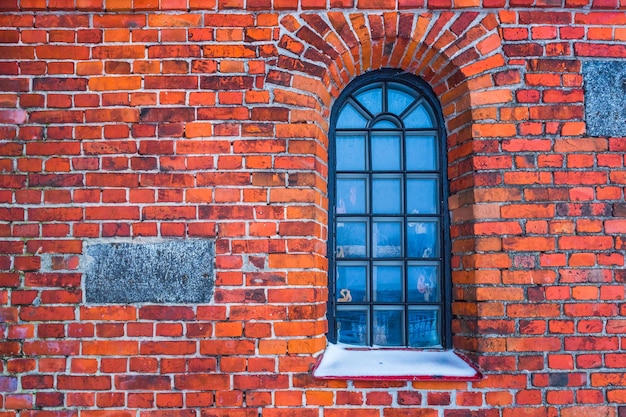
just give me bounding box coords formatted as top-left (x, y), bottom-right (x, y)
top-left (312, 343), bottom-right (482, 381)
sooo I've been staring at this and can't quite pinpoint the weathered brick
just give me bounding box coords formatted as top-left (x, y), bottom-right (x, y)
top-left (0, 5), bottom-right (625, 415)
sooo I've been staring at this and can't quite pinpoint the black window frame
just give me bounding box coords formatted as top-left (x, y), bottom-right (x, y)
top-left (327, 69), bottom-right (452, 349)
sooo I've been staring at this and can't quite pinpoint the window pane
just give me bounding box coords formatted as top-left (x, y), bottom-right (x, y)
top-left (336, 176), bottom-right (367, 214)
top-left (355, 87), bottom-right (382, 115)
top-left (337, 307), bottom-right (368, 345)
top-left (404, 104), bottom-right (434, 128)
top-left (372, 176), bottom-right (402, 214)
top-left (371, 133), bottom-right (401, 171)
top-left (336, 219), bottom-right (367, 258)
top-left (373, 306), bottom-right (404, 346)
top-left (373, 219), bottom-right (402, 258)
top-left (407, 263), bottom-right (440, 302)
top-left (408, 307), bottom-right (440, 348)
top-left (337, 263), bottom-right (368, 303)
top-left (388, 84), bottom-right (415, 116)
top-left (406, 135), bottom-right (437, 171)
top-left (407, 219), bottom-right (439, 258)
top-left (336, 134), bottom-right (366, 171)
top-left (373, 263), bottom-right (403, 302)
top-left (337, 103), bottom-right (368, 128)
top-left (373, 119), bottom-right (397, 129)
top-left (406, 177), bottom-right (439, 215)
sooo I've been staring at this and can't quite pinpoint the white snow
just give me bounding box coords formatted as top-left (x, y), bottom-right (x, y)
top-left (313, 343), bottom-right (481, 380)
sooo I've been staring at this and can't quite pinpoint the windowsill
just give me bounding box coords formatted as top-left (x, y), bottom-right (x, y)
top-left (312, 343), bottom-right (482, 381)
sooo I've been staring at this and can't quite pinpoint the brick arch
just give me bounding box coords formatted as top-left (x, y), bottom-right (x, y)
top-left (274, 11), bottom-right (510, 174)
top-left (272, 11), bottom-right (516, 356)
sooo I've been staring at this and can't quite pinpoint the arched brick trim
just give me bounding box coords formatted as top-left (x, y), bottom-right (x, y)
top-left (273, 11), bottom-right (519, 358)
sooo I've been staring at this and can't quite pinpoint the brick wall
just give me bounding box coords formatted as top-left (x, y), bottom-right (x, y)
top-left (1, 1), bottom-right (626, 416)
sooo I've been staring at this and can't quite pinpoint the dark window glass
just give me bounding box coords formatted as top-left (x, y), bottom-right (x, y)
top-left (329, 70), bottom-right (450, 348)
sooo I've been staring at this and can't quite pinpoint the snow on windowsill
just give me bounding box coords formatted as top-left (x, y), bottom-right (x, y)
top-left (312, 343), bottom-right (482, 381)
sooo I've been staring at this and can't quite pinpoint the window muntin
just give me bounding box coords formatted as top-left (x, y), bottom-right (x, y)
top-left (330, 72), bottom-right (449, 349)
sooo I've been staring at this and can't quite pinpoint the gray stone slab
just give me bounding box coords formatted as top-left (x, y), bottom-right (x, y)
top-left (85, 240), bottom-right (215, 304)
top-left (583, 60), bottom-right (626, 137)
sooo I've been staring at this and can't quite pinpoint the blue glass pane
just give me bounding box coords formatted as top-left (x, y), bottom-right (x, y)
top-left (406, 135), bottom-right (437, 170)
top-left (373, 220), bottom-right (402, 258)
top-left (373, 264), bottom-right (403, 302)
top-left (355, 87), bottom-right (382, 115)
top-left (337, 307), bottom-right (368, 345)
top-left (336, 220), bottom-right (367, 258)
top-left (406, 177), bottom-right (438, 214)
top-left (336, 177), bottom-right (366, 214)
top-left (336, 134), bottom-right (366, 171)
top-left (371, 133), bottom-right (401, 171)
top-left (373, 307), bottom-right (404, 346)
top-left (372, 177), bottom-right (401, 214)
top-left (404, 104), bottom-right (434, 128)
top-left (408, 264), bottom-right (440, 302)
top-left (408, 308), bottom-right (440, 347)
top-left (372, 119), bottom-right (397, 129)
top-left (337, 103), bottom-right (368, 128)
top-left (336, 264), bottom-right (368, 303)
top-left (388, 85), bottom-right (415, 116)
top-left (407, 219), bottom-right (438, 258)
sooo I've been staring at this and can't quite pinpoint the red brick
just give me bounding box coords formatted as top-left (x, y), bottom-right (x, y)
top-left (82, 341), bottom-right (138, 356)
top-left (24, 340), bottom-right (80, 356)
top-left (559, 236), bottom-right (613, 250)
top-left (20, 306), bottom-right (75, 321)
top-left (58, 376), bottom-right (112, 391)
top-left (115, 375), bottom-right (171, 390)
top-left (80, 306), bottom-right (136, 321)
top-left (561, 406), bottom-right (617, 417)
top-left (174, 374), bottom-right (230, 391)
top-left (566, 337), bottom-right (619, 351)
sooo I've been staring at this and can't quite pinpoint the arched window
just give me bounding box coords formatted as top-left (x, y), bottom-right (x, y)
top-left (328, 69), bottom-right (451, 348)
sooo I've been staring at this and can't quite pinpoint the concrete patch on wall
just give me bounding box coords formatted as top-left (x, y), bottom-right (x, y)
top-left (84, 240), bottom-right (215, 303)
top-left (583, 60), bottom-right (626, 137)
